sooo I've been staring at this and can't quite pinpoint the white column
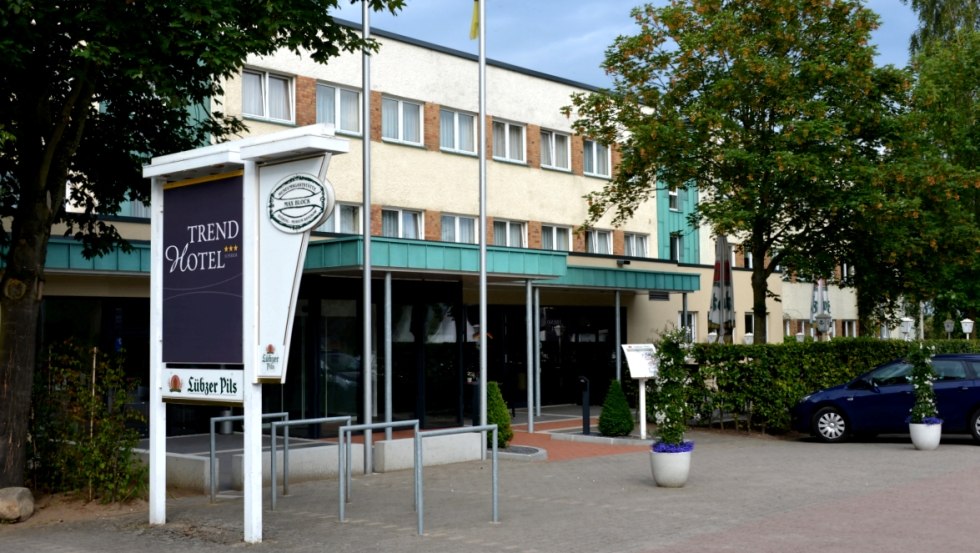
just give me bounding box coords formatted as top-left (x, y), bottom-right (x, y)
top-left (148, 177), bottom-right (166, 525)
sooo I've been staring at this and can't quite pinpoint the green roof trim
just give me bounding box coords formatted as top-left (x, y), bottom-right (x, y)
top-left (542, 266), bottom-right (699, 292)
top-left (43, 237), bottom-right (152, 273)
top-left (305, 236), bottom-right (567, 278)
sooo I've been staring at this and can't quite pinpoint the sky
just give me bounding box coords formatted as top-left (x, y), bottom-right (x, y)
top-left (330, 0), bottom-right (920, 88)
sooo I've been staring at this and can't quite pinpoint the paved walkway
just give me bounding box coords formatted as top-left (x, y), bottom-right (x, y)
top-left (4, 409), bottom-right (980, 553)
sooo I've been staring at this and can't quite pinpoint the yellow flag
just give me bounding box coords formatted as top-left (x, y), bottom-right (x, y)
top-left (469, 0), bottom-right (479, 40)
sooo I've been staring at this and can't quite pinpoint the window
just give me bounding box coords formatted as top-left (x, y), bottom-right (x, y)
top-left (492, 220), bottom-right (525, 247)
top-left (678, 312), bottom-right (697, 342)
top-left (440, 109), bottom-right (476, 154)
top-left (624, 233), bottom-right (648, 257)
top-left (541, 225), bottom-right (571, 251)
top-left (540, 130), bottom-right (570, 170)
top-left (382, 97), bottom-right (422, 145)
top-left (744, 249), bottom-right (754, 269)
top-left (441, 214), bottom-right (477, 243)
top-left (668, 188), bottom-right (680, 210)
top-left (381, 208), bottom-right (422, 239)
top-left (744, 313), bottom-right (755, 335)
top-left (316, 84), bottom-right (360, 134)
top-left (584, 139), bottom-right (610, 177)
top-left (243, 69), bottom-right (293, 122)
top-left (586, 230), bottom-right (612, 254)
top-left (492, 120), bottom-right (525, 162)
top-left (669, 233), bottom-right (682, 261)
top-left (317, 203), bottom-right (361, 234)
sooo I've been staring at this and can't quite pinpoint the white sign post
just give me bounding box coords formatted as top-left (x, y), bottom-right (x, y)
top-left (622, 344), bottom-right (658, 440)
top-left (145, 124), bottom-right (347, 543)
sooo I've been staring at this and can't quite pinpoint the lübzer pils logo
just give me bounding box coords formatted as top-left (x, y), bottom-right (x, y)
top-left (267, 173), bottom-right (334, 233)
top-left (168, 374), bottom-right (182, 393)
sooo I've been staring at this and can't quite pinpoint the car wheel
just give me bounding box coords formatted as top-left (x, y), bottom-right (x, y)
top-left (970, 409), bottom-right (980, 444)
top-left (812, 406), bottom-right (848, 443)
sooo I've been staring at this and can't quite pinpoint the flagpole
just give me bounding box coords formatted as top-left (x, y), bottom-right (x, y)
top-left (477, 0), bottom-right (488, 448)
top-left (361, 0), bottom-right (374, 474)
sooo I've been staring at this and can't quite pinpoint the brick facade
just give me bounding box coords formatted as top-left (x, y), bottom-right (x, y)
top-left (423, 102), bottom-right (440, 151)
top-left (527, 220), bottom-right (542, 249)
top-left (295, 76), bottom-right (317, 127)
top-left (526, 124), bottom-right (541, 169)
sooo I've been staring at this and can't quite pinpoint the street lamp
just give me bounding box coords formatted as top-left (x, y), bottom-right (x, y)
top-left (707, 331), bottom-right (718, 344)
top-left (900, 316), bottom-right (914, 341)
top-left (743, 333), bottom-right (753, 345)
top-left (944, 319), bottom-right (955, 340)
top-left (962, 318), bottom-right (974, 340)
top-left (814, 313), bottom-right (832, 341)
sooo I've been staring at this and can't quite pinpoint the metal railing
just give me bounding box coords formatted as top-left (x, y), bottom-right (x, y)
top-left (269, 416), bottom-right (353, 511)
top-left (338, 420), bottom-right (420, 523)
top-left (209, 412), bottom-right (288, 503)
top-left (416, 424), bottom-right (499, 535)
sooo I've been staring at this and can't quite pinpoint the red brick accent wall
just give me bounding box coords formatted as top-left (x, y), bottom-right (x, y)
top-left (610, 144), bottom-right (622, 179)
top-left (370, 91), bottom-right (383, 143)
top-left (424, 103), bottom-right (440, 151)
top-left (486, 216), bottom-right (495, 245)
top-left (370, 204), bottom-right (382, 236)
top-left (527, 124), bottom-right (541, 168)
top-left (613, 230), bottom-right (625, 256)
top-left (572, 228), bottom-right (586, 252)
top-left (527, 221), bottom-right (542, 249)
top-left (424, 209), bottom-right (441, 241)
top-left (571, 135), bottom-right (584, 176)
top-left (295, 76), bottom-right (317, 127)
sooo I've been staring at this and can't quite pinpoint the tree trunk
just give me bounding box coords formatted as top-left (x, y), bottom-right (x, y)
top-left (0, 195), bottom-right (53, 488)
top-left (0, 264), bottom-right (44, 488)
top-left (751, 255), bottom-right (769, 344)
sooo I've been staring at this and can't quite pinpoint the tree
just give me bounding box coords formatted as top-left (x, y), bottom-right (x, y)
top-left (565, 0), bottom-right (905, 343)
top-left (0, 0), bottom-right (405, 489)
top-left (598, 379), bottom-right (634, 437)
top-left (902, 0), bottom-right (979, 53)
top-left (843, 26), bottom-right (979, 330)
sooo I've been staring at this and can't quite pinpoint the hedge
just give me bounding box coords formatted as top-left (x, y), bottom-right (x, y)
top-left (649, 338), bottom-right (980, 434)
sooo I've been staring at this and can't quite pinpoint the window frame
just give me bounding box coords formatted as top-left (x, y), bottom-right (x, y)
top-left (669, 233), bottom-right (683, 262)
top-left (540, 129), bottom-right (571, 171)
top-left (316, 82), bottom-right (361, 136)
top-left (668, 188), bottom-right (680, 211)
top-left (492, 219), bottom-right (526, 247)
top-left (381, 96), bottom-right (423, 146)
top-left (678, 311), bottom-right (698, 342)
top-left (586, 229), bottom-right (612, 255)
top-left (381, 207), bottom-right (423, 239)
top-left (624, 233), bottom-right (648, 258)
top-left (439, 108), bottom-right (477, 154)
top-left (242, 68), bottom-right (294, 123)
top-left (441, 213), bottom-right (477, 244)
top-left (317, 203), bottom-right (362, 234)
top-left (492, 120), bottom-right (526, 163)
top-left (541, 224), bottom-right (572, 251)
top-left (583, 139), bottom-right (611, 178)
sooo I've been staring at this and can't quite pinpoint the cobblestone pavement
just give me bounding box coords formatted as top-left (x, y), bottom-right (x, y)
top-left (4, 427), bottom-right (980, 553)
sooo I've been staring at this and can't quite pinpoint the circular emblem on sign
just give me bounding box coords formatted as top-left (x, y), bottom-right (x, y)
top-left (268, 173), bottom-right (335, 233)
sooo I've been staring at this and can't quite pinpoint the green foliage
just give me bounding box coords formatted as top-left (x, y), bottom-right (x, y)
top-left (682, 337), bottom-right (980, 434)
top-left (29, 340), bottom-right (147, 503)
top-left (651, 328), bottom-right (692, 446)
top-left (566, 0), bottom-right (905, 326)
top-left (486, 381), bottom-right (513, 449)
top-left (598, 380), bottom-right (634, 437)
top-left (908, 342), bottom-right (939, 423)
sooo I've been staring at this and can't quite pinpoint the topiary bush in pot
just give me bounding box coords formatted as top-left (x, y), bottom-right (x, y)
top-left (599, 379), bottom-right (635, 437)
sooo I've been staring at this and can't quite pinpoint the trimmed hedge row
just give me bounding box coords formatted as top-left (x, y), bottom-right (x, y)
top-left (651, 338), bottom-right (980, 434)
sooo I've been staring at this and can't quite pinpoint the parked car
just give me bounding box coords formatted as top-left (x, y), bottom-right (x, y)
top-left (791, 354), bottom-right (980, 443)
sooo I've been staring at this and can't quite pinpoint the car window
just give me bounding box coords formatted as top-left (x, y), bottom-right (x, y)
top-left (869, 361), bottom-right (912, 386)
top-left (967, 361), bottom-right (980, 378)
top-left (933, 360), bottom-right (967, 381)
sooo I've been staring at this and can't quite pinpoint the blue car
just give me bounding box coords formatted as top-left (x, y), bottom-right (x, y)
top-left (791, 354), bottom-right (980, 443)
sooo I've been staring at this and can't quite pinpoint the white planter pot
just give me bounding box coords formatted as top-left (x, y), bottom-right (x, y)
top-left (649, 450), bottom-right (691, 488)
top-left (909, 422), bottom-right (941, 451)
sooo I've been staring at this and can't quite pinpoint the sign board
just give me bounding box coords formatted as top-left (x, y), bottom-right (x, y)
top-left (161, 174), bottom-right (244, 364)
top-left (622, 343), bottom-right (658, 379)
top-left (161, 367), bottom-right (244, 403)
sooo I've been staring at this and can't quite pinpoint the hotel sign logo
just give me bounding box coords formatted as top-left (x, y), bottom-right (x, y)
top-left (267, 173), bottom-right (333, 233)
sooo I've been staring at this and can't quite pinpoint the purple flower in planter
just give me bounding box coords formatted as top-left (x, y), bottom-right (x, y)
top-left (652, 440), bottom-right (695, 453)
top-left (906, 415), bottom-right (943, 425)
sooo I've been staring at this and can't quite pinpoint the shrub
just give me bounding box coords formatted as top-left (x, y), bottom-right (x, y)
top-left (598, 379), bottom-right (634, 437)
top-left (486, 381), bottom-right (513, 448)
top-left (29, 340), bottom-right (148, 503)
top-left (908, 342), bottom-right (939, 424)
top-left (652, 327), bottom-right (692, 448)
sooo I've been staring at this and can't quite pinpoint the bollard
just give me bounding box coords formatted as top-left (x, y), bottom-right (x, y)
top-left (578, 376), bottom-right (590, 435)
